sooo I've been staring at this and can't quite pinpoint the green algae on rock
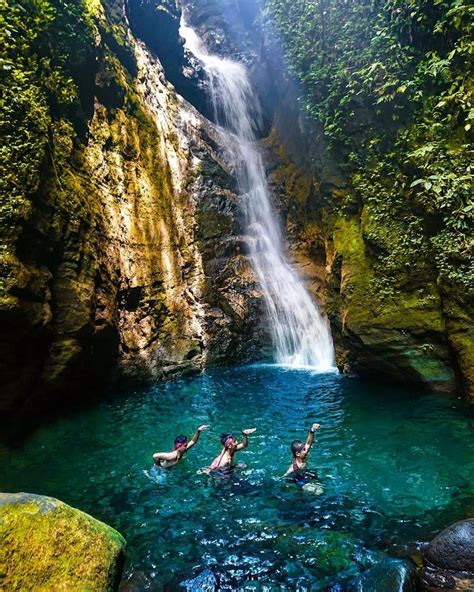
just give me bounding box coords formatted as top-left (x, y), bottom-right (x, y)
top-left (0, 492), bottom-right (126, 591)
top-left (264, 126), bottom-right (470, 396)
top-left (263, 0), bottom-right (473, 398)
top-left (342, 559), bottom-right (418, 592)
top-left (0, 0), bottom-right (270, 421)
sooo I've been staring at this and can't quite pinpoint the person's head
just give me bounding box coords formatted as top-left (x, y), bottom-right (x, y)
top-left (174, 435), bottom-right (188, 452)
top-left (220, 432), bottom-right (237, 451)
top-left (291, 440), bottom-right (305, 459)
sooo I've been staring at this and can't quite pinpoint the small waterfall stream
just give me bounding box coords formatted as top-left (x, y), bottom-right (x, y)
top-left (179, 21), bottom-right (335, 370)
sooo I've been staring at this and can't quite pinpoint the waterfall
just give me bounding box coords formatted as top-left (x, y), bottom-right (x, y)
top-left (179, 21), bottom-right (335, 371)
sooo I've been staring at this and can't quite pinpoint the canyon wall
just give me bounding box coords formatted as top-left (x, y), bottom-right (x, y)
top-left (0, 0), bottom-right (270, 421)
top-left (1, 0), bottom-right (472, 424)
top-left (176, 0), bottom-right (473, 397)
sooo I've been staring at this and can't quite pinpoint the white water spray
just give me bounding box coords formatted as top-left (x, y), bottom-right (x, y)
top-left (179, 21), bottom-right (335, 370)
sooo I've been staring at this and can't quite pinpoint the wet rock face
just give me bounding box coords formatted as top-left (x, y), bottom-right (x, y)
top-left (0, 0), bottom-right (271, 422)
top-left (126, 0), bottom-right (212, 119)
top-left (126, 0), bottom-right (274, 132)
top-left (181, 0), bottom-right (258, 58)
top-left (180, 0), bottom-right (277, 137)
top-left (0, 492), bottom-right (126, 591)
top-left (429, 520), bottom-right (474, 569)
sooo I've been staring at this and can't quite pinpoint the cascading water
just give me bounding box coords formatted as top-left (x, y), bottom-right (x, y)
top-left (179, 20), bottom-right (335, 370)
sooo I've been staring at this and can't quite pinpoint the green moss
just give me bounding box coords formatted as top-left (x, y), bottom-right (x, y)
top-left (327, 211), bottom-right (454, 386)
top-left (328, 211), bottom-right (443, 324)
top-left (84, 0), bottom-right (106, 19)
top-left (265, 0), bottom-right (473, 394)
top-left (274, 529), bottom-right (357, 576)
top-left (330, 214), bottom-right (374, 305)
top-left (308, 531), bottom-right (356, 574)
top-left (399, 348), bottom-right (454, 382)
top-left (0, 493), bottom-right (125, 591)
top-left (0, 0), bottom-right (97, 310)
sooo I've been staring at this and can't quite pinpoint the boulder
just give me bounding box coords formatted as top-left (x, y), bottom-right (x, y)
top-left (423, 519), bottom-right (474, 573)
top-left (422, 519), bottom-right (474, 590)
top-left (181, 567), bottom-right (218, 591)
top-left (330, 558), bottom-right (418, 592)
top-left (0, 492), bottom-right (126, 591)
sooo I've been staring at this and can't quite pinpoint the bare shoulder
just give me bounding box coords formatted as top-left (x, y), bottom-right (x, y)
top-left (153, 450), bottom-right (177, 462)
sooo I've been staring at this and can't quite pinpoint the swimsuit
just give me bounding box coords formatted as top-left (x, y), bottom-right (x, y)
top-left (288, 458), bottom-right (318, 486)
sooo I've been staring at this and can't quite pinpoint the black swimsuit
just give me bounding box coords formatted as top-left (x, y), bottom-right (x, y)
top-left (289, 457), bottom-right (318, 486)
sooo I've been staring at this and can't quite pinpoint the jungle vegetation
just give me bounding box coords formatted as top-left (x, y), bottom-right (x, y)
top-left (264, 0), bottom-right (473, 295)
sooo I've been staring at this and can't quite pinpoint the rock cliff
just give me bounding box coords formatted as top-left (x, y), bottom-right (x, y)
top-left (1, 0), bottom-right (471, 423)
top-left (0, 0), bottom-right (270, 422)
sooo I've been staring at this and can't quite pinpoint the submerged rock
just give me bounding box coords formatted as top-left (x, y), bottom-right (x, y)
top-left (329, 558), bottom-right (418, 592)
top-left (181, 567), bottom-right (218, 591)
top-left (119, 570), bottom-right (155, 591)
top-left (421, 519), bottom-right (474, 590)
top-left (0, 492), bottom-right (126, 591)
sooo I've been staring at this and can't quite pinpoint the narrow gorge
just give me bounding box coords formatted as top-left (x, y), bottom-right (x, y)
top-left (1, 0), bottom-right (472, 423)
top-left (0, 0), bottom-right (473, 590)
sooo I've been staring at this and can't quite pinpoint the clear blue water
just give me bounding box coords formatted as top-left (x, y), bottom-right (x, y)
top-left (1, 366), bottom-right (473, 590)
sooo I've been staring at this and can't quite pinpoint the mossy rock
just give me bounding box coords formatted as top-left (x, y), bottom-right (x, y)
top-left (274, 529), bottom-right (357, 576)
top-left (0, 492), bottom-right (126, 591)
top-left (342, 558), bottom-right (418, 592)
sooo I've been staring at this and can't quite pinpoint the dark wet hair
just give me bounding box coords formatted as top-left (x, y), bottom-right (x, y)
top-left (291, 440), bottom-right (305, 457)
top-left (220, 433), bottom-right (235, 447)
top-left (174, 435), bottom-right (188, 449)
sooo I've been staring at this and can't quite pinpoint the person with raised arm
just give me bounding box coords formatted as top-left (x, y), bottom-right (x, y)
top-left (284, 423), bottom-right (321, 478)
top-left (153, 425), bottom-right (209, 468)
top-left (210, 428), bottom-right (256, 472)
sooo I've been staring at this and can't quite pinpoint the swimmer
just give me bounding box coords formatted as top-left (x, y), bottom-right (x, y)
top-left (283, 423), bottom-right (320, 478)
top-left (152, 425), bottom-right (209, 468)
top-left (210, 428), bottom-right (256, 472)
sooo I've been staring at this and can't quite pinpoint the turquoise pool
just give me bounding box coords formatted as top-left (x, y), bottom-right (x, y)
top-left (1, 366), bottom-right (473, 589)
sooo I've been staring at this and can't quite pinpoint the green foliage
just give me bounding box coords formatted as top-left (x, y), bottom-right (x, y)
top-left (264, 0), bottom-right (473, 293)
top-left (0, 0), bottom-right (96, 239)
top-left (0, 0), bottom-right (98, 302)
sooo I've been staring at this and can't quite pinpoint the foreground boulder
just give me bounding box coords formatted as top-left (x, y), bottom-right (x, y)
top-left (422, 519), bottom-right (474, 590)
top-left (0, 492), bottom-right (126, 591)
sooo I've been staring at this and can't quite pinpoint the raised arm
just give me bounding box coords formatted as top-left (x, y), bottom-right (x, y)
top-left (302, 423), bottom-right (320, 457)
top-left (236, 428), bottom-right (256, 451)
top-left (186, 425), bottom-right (209, 450)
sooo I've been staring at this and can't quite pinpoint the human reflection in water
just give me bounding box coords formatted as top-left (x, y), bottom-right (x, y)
top-left (283, 423), bottom-right (324, 494)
